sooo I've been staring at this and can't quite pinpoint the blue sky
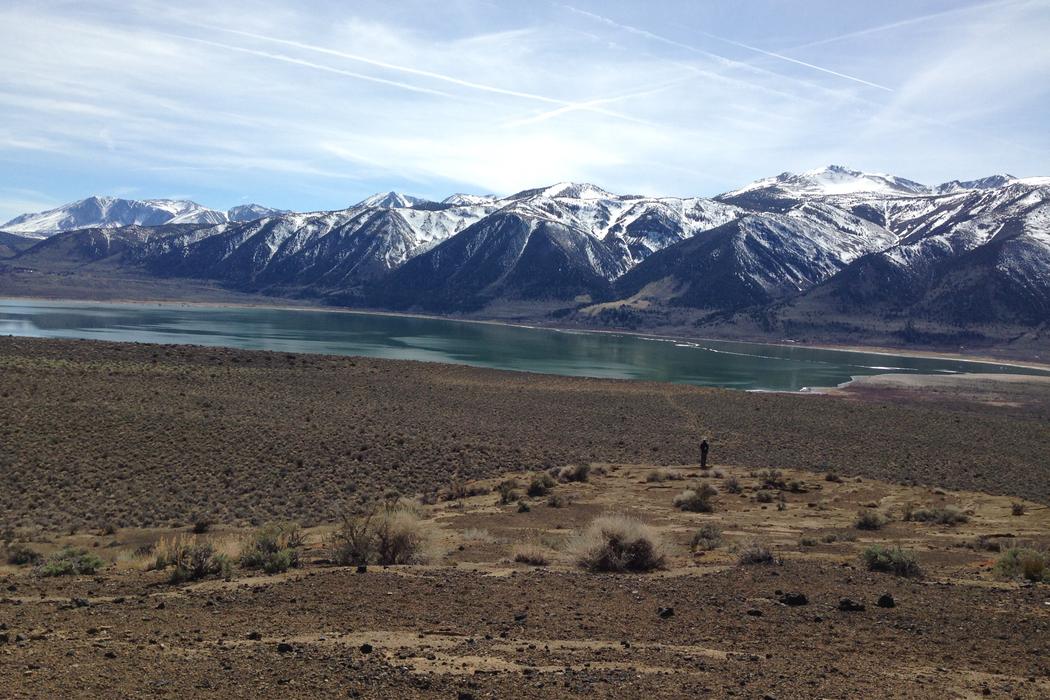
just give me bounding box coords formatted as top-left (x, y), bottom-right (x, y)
top-left (1, 0), bottom-right (1048, 220)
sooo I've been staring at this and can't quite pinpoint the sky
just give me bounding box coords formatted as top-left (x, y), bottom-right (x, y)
top-left (0, 0), bottom-right (1048, 220)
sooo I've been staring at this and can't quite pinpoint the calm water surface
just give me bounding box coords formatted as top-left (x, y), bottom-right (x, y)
top-left (0, 299), bottom-right (1043, 391)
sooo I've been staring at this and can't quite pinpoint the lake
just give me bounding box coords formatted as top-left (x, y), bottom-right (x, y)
top-left (0, 298), bottom-right (1043, 391)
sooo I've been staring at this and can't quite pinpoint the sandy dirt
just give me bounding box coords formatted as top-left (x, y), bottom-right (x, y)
top-left (2, 463), bottom-right (1049, 698)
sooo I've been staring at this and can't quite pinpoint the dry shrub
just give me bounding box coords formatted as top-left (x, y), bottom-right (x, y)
top-left (995, 548), bottom-right (1049, 582)
top-left (861, 545), bottom-right (922, 577)
top-left (239, 522), bottom-right (305, 573)
top-left (725, 477), bottom-right (742, 494)
top-left (1011, 502), bottom-right (1026, 516)
top-left (443, 481), bottom-right (489, 501)
top-left (903, 505), bottom-right (969, 525)
top-left (690, 523), bottom-right (722, 551)
top-left (673, 484), bottom-right (717, 513)
top-left (646, 469), bottom-right (673, 483)
top-left (527, 473), bottom-right (556, 497)
top-left (496, 479), bottom-right (522, 505)
top-left (36, 547), bottom-right (104, 577)
top-left (5, 544), bottom-right (42, 566)
top-left (557, 464), bottom-right (591, 483)
top-left (736, 541), bottom-right (778, 565)
top-left (854, 510), bottom-right (888, 531)
top-left (758, 469), bottom-right (787, 490)
top-left (821, 531), bottom-right (858, 544)
top-left (330, 506), bottom-right (435, 566)
top-left (151, 534), bottom-right (231, 582)
top-left (572, 514), bottom-right (666, 573)
top-left (512, 544), bottom-right (550, 566)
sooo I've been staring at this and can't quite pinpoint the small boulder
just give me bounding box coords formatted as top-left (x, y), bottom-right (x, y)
top-left (876, 593), bottom-right (896, 609)
top-left (838, 598), bottom-right (865, 612)
top-left (778, 592), bottom-right (808, 606)
top-left (246, 631), bottom-right (263, 641)
top-left (658, 607), bottom-right (674, 619)
top-left (359, 643), bottom-right (373, 654)
top-left (276, 642), bottom-right (294, 653)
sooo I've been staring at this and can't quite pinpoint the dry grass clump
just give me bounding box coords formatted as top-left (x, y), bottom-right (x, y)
top-left (646, 468), bottom-right (684, 483)
top-left (512, 544), bottom-right (550, 566)
top-left (854, 510), bottom-right (888, 531)
top-left (736, 541), bottom-right (778, 565)
top-left (995, 548), bottom-right (1049, 582)
top-left (239, 522), bottom-right (305, 574)
top-left (572, 514), bottom-right (667, 573)
top-left (725, 476), bottom-right (742, 494)
top-left (36, 547), bottom-right (104, 577)
top-left (861, 544), bottom-right (922, 577)
top-left (690, 523), bottom-right (722, 551)
top-left (903, 504), bottom-right (969, 525)
top-left (755, 490), bottom-right (776, 504)
top-left (821, 531), bottom-right (858, 544)
top-left (330, 506), bottom-right (435, 566)
top-left (673, 484), bottom-right (717, 513)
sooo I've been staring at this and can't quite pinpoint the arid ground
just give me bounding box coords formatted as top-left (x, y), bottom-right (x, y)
top-left (2, 337), bottom-right (1049, 698)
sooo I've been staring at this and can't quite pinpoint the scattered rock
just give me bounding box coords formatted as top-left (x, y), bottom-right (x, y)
top-left (276, 642), bottom-right (294, 653)
top-left (838, 598), bottom-right (865, 612)
top-left (658, 607), bottom-right (674, 619)
top-left (359, 643), bottom-right (373, 654)
top-left (876, 593), bottom-right (896, 608)
top-left (72, 597), bottom-right (90, 608)
top-left (104, 651), bottom-right (117, 659)
top-left (779, 592), bottom-right (808, 606)
top-left (514, 613), bottom-right (528, 622)
top-left (247, 631), bottom-right (263, 640)
top-left (746, 609), bottom-right (763, 617)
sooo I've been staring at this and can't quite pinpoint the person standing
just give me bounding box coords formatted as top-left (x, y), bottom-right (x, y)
top-left (700, 439), bottom-right (710, 469)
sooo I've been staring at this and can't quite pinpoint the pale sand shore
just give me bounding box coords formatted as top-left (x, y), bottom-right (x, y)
top-left (815, 371), bottom-right (1050, 397)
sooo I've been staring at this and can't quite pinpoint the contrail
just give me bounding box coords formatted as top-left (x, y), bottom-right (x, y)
top-left (695, 32), bottom-right (893, 92)
top-left (187, 24), bottom-right (656, 125)
top-left (163, 34), bottom-right (454, 98)
top-left (792, 0), bottom-right (1027, 50)
top-left (561, 4), bottom-right (892, 91)
top-left (501, 78), bottom-right (691, 128)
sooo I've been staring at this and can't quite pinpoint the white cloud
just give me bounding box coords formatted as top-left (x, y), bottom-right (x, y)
top-left (0, 0), bottom-right (1046, 216)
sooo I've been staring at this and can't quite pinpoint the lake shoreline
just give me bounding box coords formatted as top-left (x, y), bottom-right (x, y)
top-left (4, 294), bottom-right (1049, 380)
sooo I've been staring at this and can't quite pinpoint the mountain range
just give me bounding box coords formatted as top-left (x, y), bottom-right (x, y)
top-left (2, 165), bottom-right (1048, 348)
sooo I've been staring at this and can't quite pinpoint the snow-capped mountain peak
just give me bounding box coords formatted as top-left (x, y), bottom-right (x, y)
top-left (0, 196), bottom-right (227, 236)
top-left (725, 165), bottom-right (930, 199)
top-left (441, 193), bottom-right (498, 206)
top-left (506, 182), bottom-right (615, 201)
top-left (227, 204), bottom-right (290, 222)
top-left (354, 191), bottom-right (428, 209)
top-left (934, 174), bottom-right (1018, 194)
